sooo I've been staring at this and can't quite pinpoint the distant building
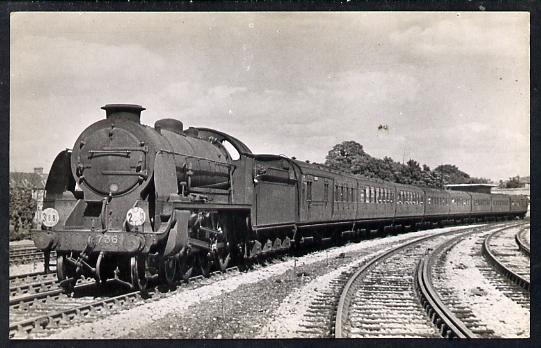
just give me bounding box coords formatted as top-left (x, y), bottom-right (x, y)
top-left (519, 176), bottom-right (530, 189)
top-left (446, 182), bottom-right (530, 216)
top-left (444, 183), bottom-right (497, 194)
top-left (9, 167), bottom-right (48, 227)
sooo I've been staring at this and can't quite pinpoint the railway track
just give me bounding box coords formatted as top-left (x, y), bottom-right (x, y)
top-left (9, 246), bottom-right (56, 266)
top-left (10, 221), bottom-right (527, 339)
top-left (333, 224), bottom-right (505, 338)
top-left (10, 273), bottom-right (59, 298)
top-left (416, 231), bottom-right (499, 338)
top-left (423, 223), bottom-right (529, 338)
top-left (9, 266), bottom-right (240, 338)
top-left (10, 271), bottom-right (57, 286)
top-left (482, 226), bottom-right (530, 290)
top-left (515, 227), bottom-right (530, 257)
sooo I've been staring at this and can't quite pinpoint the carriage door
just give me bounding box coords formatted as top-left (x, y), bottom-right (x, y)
top-left (304, 176), bottom-right (312, 221)
top-left (301, 175), bottom-right (331, 222)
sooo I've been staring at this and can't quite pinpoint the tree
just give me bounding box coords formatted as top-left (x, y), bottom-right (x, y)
top-left (505, 176), bottom-right (522, 188)
top-left (325, 141), bottom-right (366, 173)
top-left (325, 141), bottom-right (488, 189)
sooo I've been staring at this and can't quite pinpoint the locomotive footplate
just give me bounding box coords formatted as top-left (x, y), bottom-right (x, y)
top-left (32, 230), bottom-right (154, 254)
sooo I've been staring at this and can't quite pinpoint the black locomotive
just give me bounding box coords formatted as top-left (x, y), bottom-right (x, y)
top-left (32, 104), bottom-right (529, 290)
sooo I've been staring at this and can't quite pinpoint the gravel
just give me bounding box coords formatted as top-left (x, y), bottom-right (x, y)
top-left (9, 239), bottom-right (35, 247)
top-left (10, 261), bottom-right (45, 277)
top-left (9, 239), bottom-right (45, 276)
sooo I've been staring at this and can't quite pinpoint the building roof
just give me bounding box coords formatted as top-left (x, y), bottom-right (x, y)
top-left (445, 183), bottom-right (497, 188)
top-left (444, 183), bottom-right (496, 194)
top-left (9, 172), bottom-right (47, 190)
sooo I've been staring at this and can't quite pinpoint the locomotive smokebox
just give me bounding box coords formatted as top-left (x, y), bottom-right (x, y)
top-left (101, 104), bottom-right (146, 123)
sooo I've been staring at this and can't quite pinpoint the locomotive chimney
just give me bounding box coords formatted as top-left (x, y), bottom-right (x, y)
top-left (101, 104), bottom-right (146, 123)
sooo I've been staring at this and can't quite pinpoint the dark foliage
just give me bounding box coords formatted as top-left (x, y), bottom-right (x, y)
top-left (9, 187), bottom-right (37, 241)
top-left (501, 176), bottom-right (523, 188)
top-left (325, 141), bottom-right (490, 188)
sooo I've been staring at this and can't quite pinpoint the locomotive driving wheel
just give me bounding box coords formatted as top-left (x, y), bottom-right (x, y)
top-left (205, 212), bottom-right (232, 273)
top-left (130, 255), bottom-right (148, 290)
top-left (95, 251), bottom-right (106, 285)
top-left (198, 252), bottom-right (212, 277)
top-left (177, 250), bottom-right (194, 282)
top-left (215, 245), bottom-right (231, 272)
top-left (160, 256), bottom-right (177, 287)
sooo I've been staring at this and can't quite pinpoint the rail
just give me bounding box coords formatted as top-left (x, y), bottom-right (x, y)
top-left (482, 228), bottom-right (530, 291)
top-left (415, 234), bottom-right (476, 338)
top-left (514, 228), bottom-right (530, 257)
top-left (334, 226), bottom-right (478, 338)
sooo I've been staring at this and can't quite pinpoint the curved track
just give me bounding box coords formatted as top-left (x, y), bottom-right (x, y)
top-left (334, 222), bottom-right (524, 339)
top-left (482, 227), bottom-right (530, 291)
top-left (417, 224), bottom-right (528, 338)
top-left (334, 225), bottom-right (493, 338)
top-left (416, 232), bottom-right (487, 338)
top-left (515, 227), bottom-right (530, 257)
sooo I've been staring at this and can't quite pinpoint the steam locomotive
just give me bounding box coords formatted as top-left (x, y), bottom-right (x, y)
top-left (32, 104), bottom-right (529, 290)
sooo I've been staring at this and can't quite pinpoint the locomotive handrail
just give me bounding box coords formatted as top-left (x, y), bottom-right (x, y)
top-left (157, 149), bottom-right (233, 168)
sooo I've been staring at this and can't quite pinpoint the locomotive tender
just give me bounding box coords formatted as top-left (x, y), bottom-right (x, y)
top-left (32, 104), bottom-right (529, 290)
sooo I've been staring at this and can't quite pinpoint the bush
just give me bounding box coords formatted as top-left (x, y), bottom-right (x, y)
top-left (9, 187), bottom-right (37, 241)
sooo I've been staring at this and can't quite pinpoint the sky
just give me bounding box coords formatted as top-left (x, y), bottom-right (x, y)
top-left (10, 12), bottom-right (529, 182)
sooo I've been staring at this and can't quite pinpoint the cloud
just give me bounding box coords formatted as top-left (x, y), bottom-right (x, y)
top-left (388, 13), bottom-right (528, 60)
top-left (9, 12), bottom-right (529, 181)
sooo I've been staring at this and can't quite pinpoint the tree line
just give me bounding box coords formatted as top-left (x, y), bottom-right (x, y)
top-left (323, 141), bottom-right (490, 189)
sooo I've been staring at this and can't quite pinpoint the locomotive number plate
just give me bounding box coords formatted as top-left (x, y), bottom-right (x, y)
top-left (95, 233), bottom-right (120, 245)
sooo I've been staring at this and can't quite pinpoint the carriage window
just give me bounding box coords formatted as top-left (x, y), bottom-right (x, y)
top-left (340, 186), bottom-right (344, 201)
top-left (351, 188), bottom-right (354, 202)
top-left (335, 185), bottom-right (339, 201)
top-left (345, 186), bottom-right (349, 202)
top-left (360, 187), bottom-right (365, 202)
top-left (365, 187), bottom-right (369, 203)
top-left (324, 183), bottom-right (329, 202)
top-left (307, 182), bottom-right (312, 201)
